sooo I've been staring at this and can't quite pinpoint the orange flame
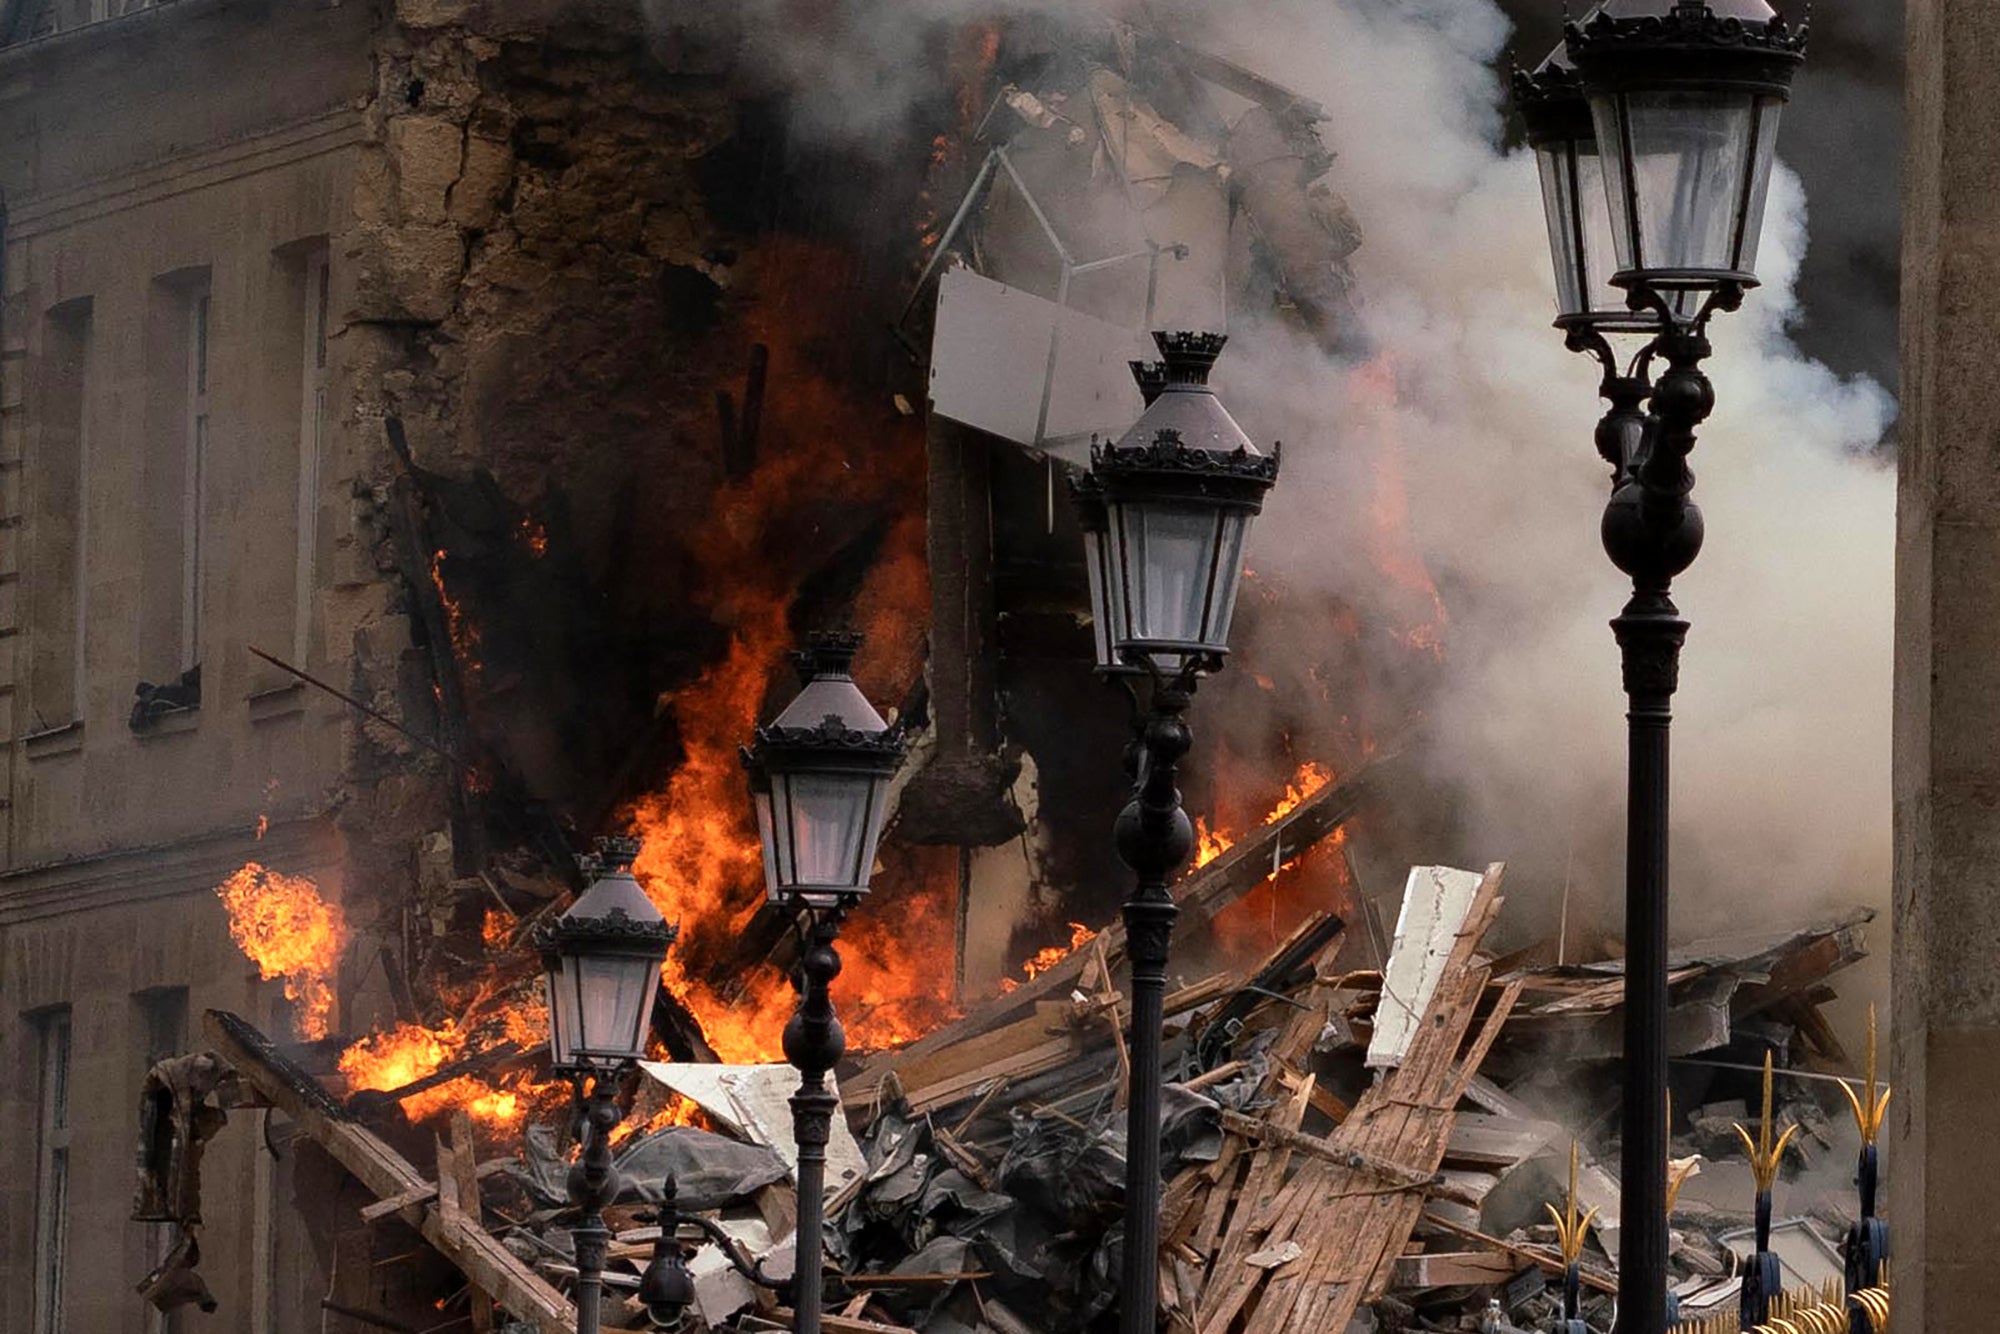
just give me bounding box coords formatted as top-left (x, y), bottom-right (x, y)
top-left (215, 862), bottom-right (346, 1040)
top-left (337, 1020), bottom-right (522, 1127)
top-left (1018, 922), bottom-right (1096, 986)
top-left (1194, 816), bottom-right (1235, 870)
top-left (620, 237), bottom-right (946, 1063)
top-left (430, 549), bottom-right (483, 687)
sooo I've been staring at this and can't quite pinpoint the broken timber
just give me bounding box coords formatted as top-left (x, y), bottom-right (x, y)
top-left (1198, 863), bottom-right (1510, 1334)
top-left (202, 1010), bottom-right (575, 1334)
top-left (848, 751), bottom-right (1398, 1105)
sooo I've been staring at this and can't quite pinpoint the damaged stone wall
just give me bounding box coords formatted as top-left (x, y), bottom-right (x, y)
top-left (325, 0), bottom-right (944, 1031)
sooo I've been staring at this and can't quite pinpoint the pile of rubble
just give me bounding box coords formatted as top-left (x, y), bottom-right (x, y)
top-left (137, 756), bottom-right (1879, 1334)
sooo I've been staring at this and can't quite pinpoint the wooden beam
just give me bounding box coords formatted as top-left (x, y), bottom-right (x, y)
top-left (1417, 1213), bottom-right (1618, 1295)
top-left (848, 752), bottom-right (1400, 1103)
top-left (203, 1010), bottom-right (575, 1334)
top-left (360, 1159), bottom-right (510, 1223)
top-left (446, 1111), bottom-right (496, 1334)
top-left (1388, 1249), bottom-right (1517, 1289)
top-left (1199, 864), bottom-right (1509, 1334)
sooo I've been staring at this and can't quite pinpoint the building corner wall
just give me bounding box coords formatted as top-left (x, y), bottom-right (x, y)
top-left (1894, 0), bottom-right (2000, 1325)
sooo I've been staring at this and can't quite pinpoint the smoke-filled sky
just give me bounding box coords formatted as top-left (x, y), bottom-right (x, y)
top-left (1168, 0), bottom-right (1894, 977)
top-left (654, 0), bottom-right (1899, 1006)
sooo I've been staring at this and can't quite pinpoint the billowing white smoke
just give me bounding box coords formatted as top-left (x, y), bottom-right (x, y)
top-left (1176, 0), bottom-right (1895, 974)
top-left (657, 0), bottom-right (1896, 995)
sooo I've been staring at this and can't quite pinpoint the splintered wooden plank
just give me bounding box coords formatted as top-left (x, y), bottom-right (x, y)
top-left (447, 1112), bottom-right (496, 1334)
top-left (203, 1011), bottom-right (574, 1334)
top-left (360, 1159), bottom-right (510, 1222)
top-left (1367, 865), bottom-right (1486, 1071)
top-left (1389, 1249), bottom-right (1517, 1289)
top-left (1200, 864), bottom-right (1507, 1334)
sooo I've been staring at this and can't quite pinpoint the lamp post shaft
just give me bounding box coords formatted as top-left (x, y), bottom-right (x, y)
top-left (1116, 688), bottom-right (1195, 1334)
top-left (1600, 317), bottom-right (1710, 1334)
top-left (1613, 591), bottom-right (1683, 1334)
top-left (784, 908), bottom-right (849, 1334)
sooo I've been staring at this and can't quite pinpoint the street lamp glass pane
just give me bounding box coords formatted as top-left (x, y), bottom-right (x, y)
top-left (1592, 89), bottom-right (1755, 279)
top-left (1534, 138), bottom-right (1625, 320)
top-left (1534, 140), bottom-right (1587, 316)
top-left (781, 771), bottom-right (871, 890)
top-left (754, 789), bottom-right (782, 902)
top-left (545, 962), bottom-right (583, 1067)
top-left (1127, 500), bottom-right (1221, 651)
top-left (577, 954), bottom-right (653, 1061)
top-left (1206, 508), bottom-right (1252, 647)
top-left (1734, 95), bottom-right (1784, 276)
top-left (1081, 525), bottom-right (1117, 671)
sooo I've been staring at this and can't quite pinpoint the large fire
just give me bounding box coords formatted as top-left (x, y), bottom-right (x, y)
top-left (214, 863), bottom-right (347, 1041)
top-left (624, 237), bottom-right (953, 1063)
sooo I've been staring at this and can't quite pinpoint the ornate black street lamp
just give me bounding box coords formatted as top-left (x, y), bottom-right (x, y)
top-left (537, 837), bottom-right (677, 1334)
top-left (740, 632), bottom-right (906, 1334)
top-left (1513, 6), bottom-right (1805, 1333)
top-left (1073, 331), bottom-right (1278, 1334)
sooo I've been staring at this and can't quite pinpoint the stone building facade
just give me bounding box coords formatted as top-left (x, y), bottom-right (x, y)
top-left (0, 0), bottom-right (781, 1328)
top-left (0, 1), bottom-right (374, 1328)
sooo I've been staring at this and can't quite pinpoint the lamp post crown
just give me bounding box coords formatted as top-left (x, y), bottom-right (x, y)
top-left (1130, 360), bottom-right (1169, 406)
top-left (1565, 0), bottom-right (1808, 82)
top-left (1110, 330), bottom-right (1260, 459)
top-left (790, 630), bottom-right (862, 685)
top-left (1153, 331), bottom-right (1227, 386)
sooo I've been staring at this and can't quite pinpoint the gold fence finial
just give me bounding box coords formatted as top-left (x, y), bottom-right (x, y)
top-left (1544, 1138), bottom-right (1599, 1266)
top-left (1839, 1003), bottom-right (1892, 1146)
top-left (1733, 1050), bottom-right (1800, 1193)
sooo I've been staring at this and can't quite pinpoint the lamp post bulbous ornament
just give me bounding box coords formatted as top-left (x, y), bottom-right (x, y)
top-left (1072, 331), bottom-right (1277, 1334)
top-left (1515, 5), bottom-right (1804, 1333)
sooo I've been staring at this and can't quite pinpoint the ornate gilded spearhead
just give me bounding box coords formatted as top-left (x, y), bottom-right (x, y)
top-left (1544, 1139), bottom-right (1600, 1266)
top-left (1733, 1050), bottom-right (1801, 1193)
top-left (1838, 1004), bottom-right (1892, 1147)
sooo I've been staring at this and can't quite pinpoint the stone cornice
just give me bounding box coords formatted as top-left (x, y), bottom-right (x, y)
top-left (0, 811), bottom-right (341, 926)
top-left (2, 105), bottom-right (363, 241)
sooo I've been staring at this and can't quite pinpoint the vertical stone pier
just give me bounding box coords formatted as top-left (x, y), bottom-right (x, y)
top-left (1896, 2), bottom-right (2000, 1324)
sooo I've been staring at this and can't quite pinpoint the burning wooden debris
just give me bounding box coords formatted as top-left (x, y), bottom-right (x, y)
top-left (138, 832), bottom-right (1883, 1333)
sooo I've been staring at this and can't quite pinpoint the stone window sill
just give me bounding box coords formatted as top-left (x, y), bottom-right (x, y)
top-left (133, 708), bottom-right (200, 739)
top-left (248, 682), bottom-right (306, 725)
top-left (23, 720), bottom-right (83, 760)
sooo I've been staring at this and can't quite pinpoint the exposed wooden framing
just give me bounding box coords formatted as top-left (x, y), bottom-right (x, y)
top-left (202, 1010), bottom-right (575, 1334)
top-left (1198, 864), bottom-right (1507, 1334)
top-left (359, 1159), bottom-right (511, 1223)
top-left (849, 754), bottom-right (1396, 1104)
